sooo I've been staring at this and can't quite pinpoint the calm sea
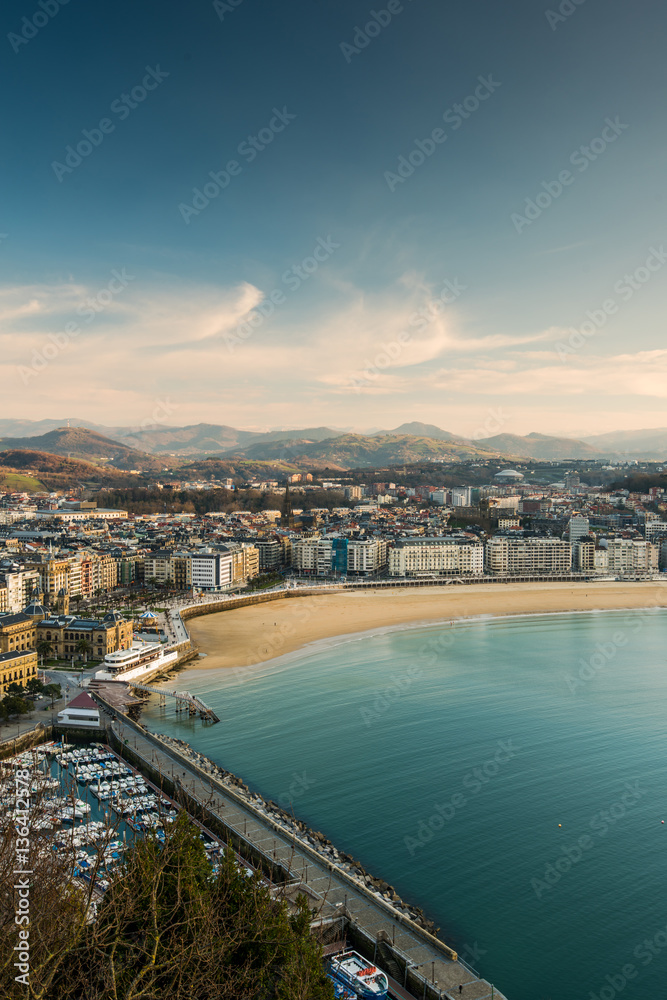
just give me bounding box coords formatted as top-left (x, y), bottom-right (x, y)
top-left (141, 609), bottom-right (667, 1000)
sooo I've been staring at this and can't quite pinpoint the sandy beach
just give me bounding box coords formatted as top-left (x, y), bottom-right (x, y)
top-left (186, 580), bottom-right (667, 670)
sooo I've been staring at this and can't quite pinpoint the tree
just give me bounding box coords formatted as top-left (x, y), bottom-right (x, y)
top-left (44, 682), bottom-right (62, 707)
top-left (72, 594), bottom-right (83, 611)
top-left (0, 810), bottom-right (334, 999)
top-left (75, 639), bottom-right (92, 663)
top-left (1, 694), bottom-right (31, 719)
top-left (36, 639), bottom-right (52, 663)
top-left (26, 677), bottom-right (45, 697)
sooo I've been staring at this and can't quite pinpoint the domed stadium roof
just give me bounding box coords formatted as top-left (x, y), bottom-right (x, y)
top-left (494, 469), bottom-right (524, 480)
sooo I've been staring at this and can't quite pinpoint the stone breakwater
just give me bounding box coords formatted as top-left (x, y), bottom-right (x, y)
top-left (156, 733), bottom-right (440, 936)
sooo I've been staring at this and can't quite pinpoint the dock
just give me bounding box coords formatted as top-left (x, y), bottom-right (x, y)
top-left (126, 682), bottom-right (220, 723)
top-left (101, 708), bottom-right (506, 1000)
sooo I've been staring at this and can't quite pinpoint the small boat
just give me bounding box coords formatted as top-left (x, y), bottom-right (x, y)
top-left (329, 952), bottom-right (389, 998)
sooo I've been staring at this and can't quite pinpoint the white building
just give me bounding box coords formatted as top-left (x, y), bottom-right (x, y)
top-left (56, 691), bottom-right (101, 728)
top-left (388, 537), bottom-right (484, 577)
top-left (645, 521), bottom-right (667, 543)
top-left (190, 551), bottom-right (233, 591)
top-left (450, 487), bottom-right (473, 507)
top-left (485, 537), bottom-right (572, 575)
top-left (568, 515), bottom-right (590, 543)
top-left (347, 539), bottom-right (388, 576)
top-left (3, 569), bottom-right (41, 613)
top-left (606, 539), bottom-right (658, 575)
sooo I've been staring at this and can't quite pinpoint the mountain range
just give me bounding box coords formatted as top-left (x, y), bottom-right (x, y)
top-left (0, 421), bottom-right (665, 473)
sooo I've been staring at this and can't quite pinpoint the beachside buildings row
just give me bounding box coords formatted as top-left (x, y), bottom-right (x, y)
top-left (291, 535), bottom-right (660, 579)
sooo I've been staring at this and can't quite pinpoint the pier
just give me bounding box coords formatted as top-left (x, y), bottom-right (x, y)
top-left (96, 701), bottom-right (506, 1000)
top-left (127, 682), bottom-right (220, 723)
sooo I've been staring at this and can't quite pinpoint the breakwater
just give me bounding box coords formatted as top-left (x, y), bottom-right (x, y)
top-left (156, 733), bottom-right (441, 939)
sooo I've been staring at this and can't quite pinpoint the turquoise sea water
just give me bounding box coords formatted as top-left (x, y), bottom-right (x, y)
top-left (141, 609), bottom-right (667, 1000)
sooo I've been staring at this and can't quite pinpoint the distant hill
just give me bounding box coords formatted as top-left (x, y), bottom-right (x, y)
top-left (583, 428), bottom-right (667, 460)
top-left (122, 423), bottom-right (343, 456)
top-left (0, 450), bottom-right (138, 490)
top-left (221, 432), bottom-right (509, 468)
top-left (121, 423), bottom-right (259, 455)
top-left (474, 432), bottom-right (601, 460)
top-left (374, 422), bottom-right (460, 441)
top-left (177, 456), bottom-right (326, 480)
top-left (0, 427), bottom-right (165, 471)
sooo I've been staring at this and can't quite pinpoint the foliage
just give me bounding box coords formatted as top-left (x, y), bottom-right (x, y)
top-left (44, 683), bottom-right (62, 707)
top-left (96, 487), bottom-right (350, 515)
top-left (246, 572), bottom-right (283, 592)
top-left (0, 810), bottom-right (334, 1000)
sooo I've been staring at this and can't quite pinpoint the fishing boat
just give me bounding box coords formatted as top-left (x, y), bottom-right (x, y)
top-left (329, 952), bottom-right (389, 998)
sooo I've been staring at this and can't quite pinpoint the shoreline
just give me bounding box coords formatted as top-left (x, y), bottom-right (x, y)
top-left (186, 580), bottom-right (667, 671)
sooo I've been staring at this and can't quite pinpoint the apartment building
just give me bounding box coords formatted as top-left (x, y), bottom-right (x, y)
top-left (347, 539), bottom-right (388, 576)
top-left (291, 537), bottom-right (348, 576)
top-left (485, 537), bottom-right (572, 575)
top-left (388, 537), bottom-right (484, 577)
top-left (230, 544), bottom-right (260, 584)
top-left (1, 569), bottom-right (41, 613)
top-left (255, 539), bottom-right (282, 572)
top-left (606, 539), bottom-right (659, 575)
top-left (191, 552), bottom-right (233, 591)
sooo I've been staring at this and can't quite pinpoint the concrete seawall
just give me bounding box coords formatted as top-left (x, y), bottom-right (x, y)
top-left (95, 701), bottom-right (507, 1000)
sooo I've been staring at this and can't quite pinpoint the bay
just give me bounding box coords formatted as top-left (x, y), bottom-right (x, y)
top-left (141, 609), bottom-right (667, 1000)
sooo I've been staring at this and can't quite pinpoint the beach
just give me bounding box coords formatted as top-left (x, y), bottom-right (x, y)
top-left (186, 580), bottom-right (667, 670)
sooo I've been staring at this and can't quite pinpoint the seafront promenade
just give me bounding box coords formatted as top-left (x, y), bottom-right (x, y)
top-left (101, 705), bottom-right (506, 1000)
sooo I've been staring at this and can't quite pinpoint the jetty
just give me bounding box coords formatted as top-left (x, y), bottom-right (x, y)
top-left (127, 682), bottom-right (220, 723)
top-left (94, 700), bottom-right (506, 1000)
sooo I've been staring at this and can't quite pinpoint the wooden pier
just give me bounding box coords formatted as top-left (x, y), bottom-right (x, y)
top-left (128, 682), bottom-right (220, 723)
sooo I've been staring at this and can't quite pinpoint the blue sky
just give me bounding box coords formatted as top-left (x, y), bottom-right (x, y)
top-left (2, 0), bottom-right (666, 436)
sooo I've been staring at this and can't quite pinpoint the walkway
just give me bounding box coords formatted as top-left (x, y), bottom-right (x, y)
top-left (108, 714), bottom-right (506, 1000)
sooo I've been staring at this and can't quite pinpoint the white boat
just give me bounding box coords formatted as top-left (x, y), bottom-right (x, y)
top-left (329, 952), bottom-right (389, 998)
